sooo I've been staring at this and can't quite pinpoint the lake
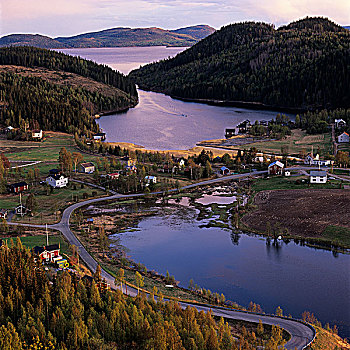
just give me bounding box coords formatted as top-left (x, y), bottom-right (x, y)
top-left (112, 202), bottom-right (350, 338)
top-left (59, 46), bottom-right (287, 150)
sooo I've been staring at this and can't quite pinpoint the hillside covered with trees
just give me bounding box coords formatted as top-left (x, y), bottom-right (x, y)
top-left (130, 17), bottom-right (350, 111)
top-left (0, 243), bottom-right (288, 349)
top-left (0, 46), bottom-right (138, 135)
top-left (0, 25), bottom-right (215, 49)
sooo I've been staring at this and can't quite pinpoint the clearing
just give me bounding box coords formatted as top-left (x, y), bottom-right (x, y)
top-left (242, 189), bottom-right (350, 246)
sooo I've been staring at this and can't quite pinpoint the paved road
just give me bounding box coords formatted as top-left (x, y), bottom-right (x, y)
top-left (8, 169), bottom-right (318, 349)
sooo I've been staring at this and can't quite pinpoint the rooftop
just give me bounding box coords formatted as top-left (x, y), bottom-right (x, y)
top-left (310, 171), bottom-right (327, 177)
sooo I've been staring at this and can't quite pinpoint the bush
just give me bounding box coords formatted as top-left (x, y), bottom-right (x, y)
top-left (82, 192), bottom-right (88, 199)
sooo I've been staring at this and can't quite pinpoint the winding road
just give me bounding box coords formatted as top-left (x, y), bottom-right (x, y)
top-left (9, 169), bottom-right (317, 349)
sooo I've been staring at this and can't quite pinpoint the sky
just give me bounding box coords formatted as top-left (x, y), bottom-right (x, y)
top-left (1, 0), bottom-right (349, 37)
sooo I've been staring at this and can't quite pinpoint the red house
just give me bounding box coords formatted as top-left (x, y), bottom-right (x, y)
top-left (33, 244), bottom-right (60, 263)
top-left (8, 182), bottom-right (28, 193)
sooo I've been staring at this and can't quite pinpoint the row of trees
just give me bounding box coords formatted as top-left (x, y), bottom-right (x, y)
top-left (131, 17), bottom-right (350, 110)
top-left (0, 243), bottom-right (287, 349)
top-left (295, 108), bottom-right (350, 134)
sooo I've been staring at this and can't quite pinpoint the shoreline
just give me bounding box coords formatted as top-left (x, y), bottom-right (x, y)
top-left (107, 141), bottom-right (239, 157)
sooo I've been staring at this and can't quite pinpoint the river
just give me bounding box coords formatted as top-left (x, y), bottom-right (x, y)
top-left (59, 47), bottom-right (285, 151)
top-left (60, 47), bottom-right (350, 338)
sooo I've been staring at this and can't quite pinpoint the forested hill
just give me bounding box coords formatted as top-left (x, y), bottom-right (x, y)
top-left (130, 17), bottom-right (350, 111)
top-left (0, 25), bottom-right (215, 48)
top-left (0, 46), bottom-right (138, 135)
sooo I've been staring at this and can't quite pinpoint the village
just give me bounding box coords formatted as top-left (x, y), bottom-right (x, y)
top-left (0, 116), bottom-right (349, 302)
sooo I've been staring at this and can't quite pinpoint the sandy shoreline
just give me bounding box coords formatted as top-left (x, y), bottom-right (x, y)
top-left (107, 141), bottom-right (238, 157)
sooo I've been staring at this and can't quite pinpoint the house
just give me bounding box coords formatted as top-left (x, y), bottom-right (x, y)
top-left (145, 175), bottom-right (157, 184)
top-left (49, 169), bottom-right (60, 175)
top-left (304, 154), bottom-right (331, 167)
top-left (15, 204), bottom-right (29, 217)
top-left (173, 158), bottom-right (185, 168)
top-left (0, 209), bottom-right (8, 219)
top-left (8, 182), bottom-right (28, 193)
top-left (46, 173), bottom-right (68, 188)
top-left (220, 166), bottom-right (230, 176)
top-left (310, 170), bottom-right (327, 184)
top-left (237, 120), bottom-right (251, 134)
top-left (126, 165), bottom-right (137, 173)
top-left (93, 132), bottom-right (106, 141)
top-left (268, 161), bottom-right (284, 175)
top-left (80, 162), bottom-right (95, 173)
top-left (225, 128), bottom-right (237, 138)
top-left (304, 154), bottom-right (315, 165)
top-left (107, 171), bottom-right (122, 180)
top-left (33, 244), bottom-right (61, 263)
top-left (314, 159), bottom-right (332, 167)
top-left (338, 132), bottom-right (350, 143)
top-left (335, 119), bottom-right (346, 129)
top-left (3, 126), bottom-right (14, 134)
top-left (31, 129), bottom-right (43, 139)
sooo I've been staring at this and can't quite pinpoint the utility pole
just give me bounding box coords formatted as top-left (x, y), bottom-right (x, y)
top-left (19, 192), bottom-right (22, 217)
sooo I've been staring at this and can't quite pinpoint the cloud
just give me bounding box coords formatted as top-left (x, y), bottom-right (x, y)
top-left (1, 0), bottom-right (349, 36)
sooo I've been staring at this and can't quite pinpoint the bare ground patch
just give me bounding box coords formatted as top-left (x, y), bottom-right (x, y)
top-left (242, 189), bottom-right (350, 237)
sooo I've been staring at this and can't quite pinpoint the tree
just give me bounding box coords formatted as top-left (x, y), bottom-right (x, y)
top-left (93, 264), bottom-right (102, 283)
top-left (25, 193), bottom-right (37, 213)
top-left (257, 319), bottom-right (264, 336)
top-left (135, 271), bottom-right (144, 294)
top-left (58, 148), bottom-right (72, 174)
top-left (275, 306), bottom-right (283, 317)
top-left (335, 151), bottom-right (349, 168)
top-left (115, 268), bottom-right (125, 293)
top-left (72, 152), bottom-right (84, 174)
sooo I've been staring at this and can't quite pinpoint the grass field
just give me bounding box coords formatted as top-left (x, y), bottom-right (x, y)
top-left (3, 234), bottom-right (70, 255)
top-left (322, 225), bottom-right (350, 247)
top-left (238, 129), bottom-right (332, 156)
top-left (3, 183), bottom-right (105, 224)
top-left (251, 176), bottom-right (341, 192)
top-left (1, 132), bottom-right (102, 175)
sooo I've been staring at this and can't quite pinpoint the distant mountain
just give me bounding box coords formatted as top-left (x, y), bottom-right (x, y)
top-left (0, 34), bottom-right (65, 49)
top-left (130, 17), bottom-right (350, 111)
top-left (0, 25), bottom-right (215, 49)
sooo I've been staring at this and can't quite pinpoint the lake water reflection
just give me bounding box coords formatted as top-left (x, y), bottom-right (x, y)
top-left (112, 204), bottom-right (350, 338)
top-left (58, 46), bottom-right (289, 150)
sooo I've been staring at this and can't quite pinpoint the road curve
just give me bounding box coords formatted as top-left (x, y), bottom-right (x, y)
top-left (8, 168), bottom-right (317, 349)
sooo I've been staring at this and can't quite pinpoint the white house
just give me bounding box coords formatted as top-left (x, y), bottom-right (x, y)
top-left (304, 154), bottom-right (315, 165)
top-left (304, 154), bottom-right (331, 167)
top-left (46, 173), bottom-right (68, 188)
top-left (79, 162), bottom-right (95, 173)
top-left (145, 175), bottom-right (157, 184)
top-left (310, 170), bottom-right (327, 184)
top-left (335, 119), bottom-right (346, 129)
top-left (93, 132), bottom-right (106, 141)
top-left (338, 132), bottom-right (350, 143)
top-left (31, 129), bottom-right (43, 139)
